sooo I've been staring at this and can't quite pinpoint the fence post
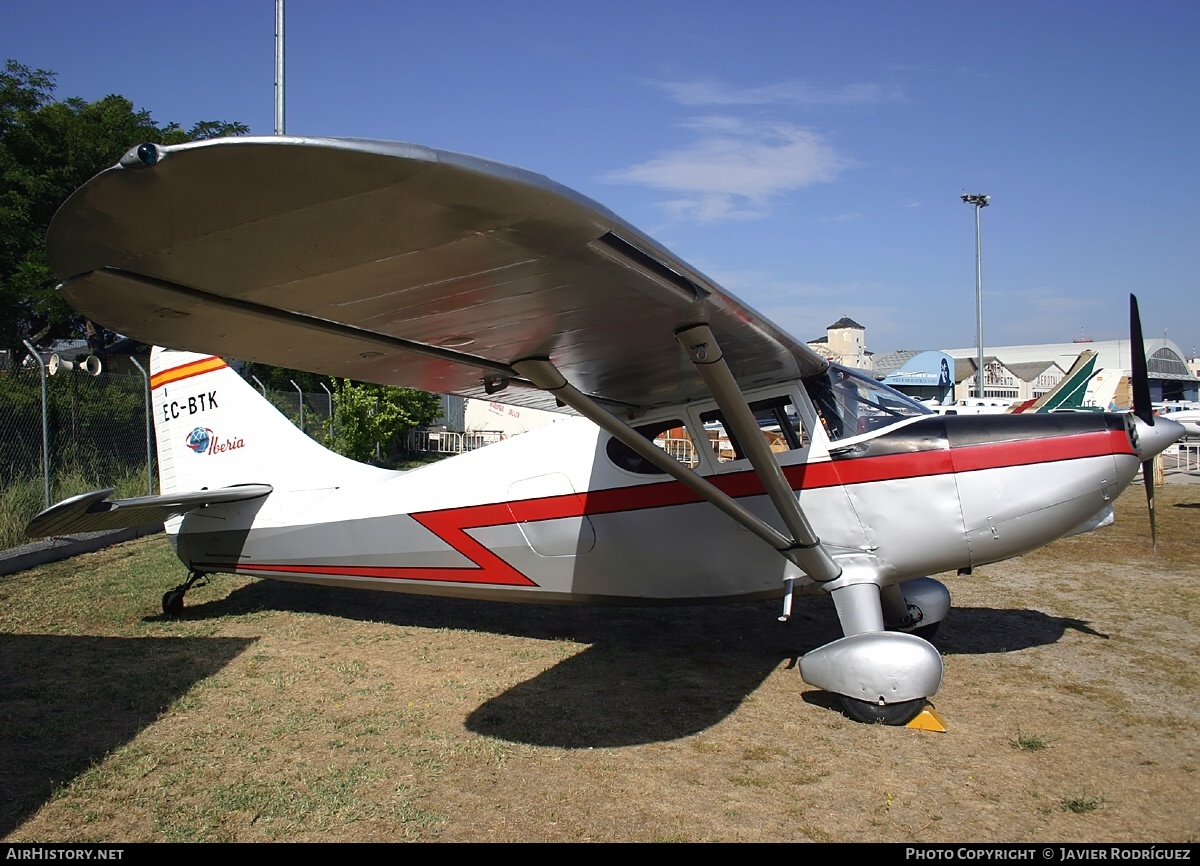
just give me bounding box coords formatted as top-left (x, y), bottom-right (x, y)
top-left (129, 357), bottom-right (154, 495)
top-left (290, 379), bottom-right (304, 432)
top-left (319, 381), bottom-right (332, 418)
top-left (374, 396), bottom-right (381, 460)
top-left (21, 340), bottom-right (50, 509)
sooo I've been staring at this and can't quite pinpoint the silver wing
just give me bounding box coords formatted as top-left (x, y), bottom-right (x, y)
top-left (49, 136), bottom-right (827, 414)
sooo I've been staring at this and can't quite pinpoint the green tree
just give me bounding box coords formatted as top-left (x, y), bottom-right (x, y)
top-left (0, 59), bottom-right (248, 359)
top-left (327, 380), bottom-right (442, 463)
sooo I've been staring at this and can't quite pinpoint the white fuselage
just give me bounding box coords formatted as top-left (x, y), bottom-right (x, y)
top-left (147, 349), bottom-right (1148, 606)
top-left (172, 412), bottom-right (1140, 605)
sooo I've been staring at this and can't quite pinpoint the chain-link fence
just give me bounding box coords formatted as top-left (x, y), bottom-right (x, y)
top-left (0, 356), bottom-right (352, 548)
top-left (0, 355), bottom-right (462, 549)
top-left (254, 385), bottom-right (335, 441)
top-left (0, 363), bottom-right (154, 549)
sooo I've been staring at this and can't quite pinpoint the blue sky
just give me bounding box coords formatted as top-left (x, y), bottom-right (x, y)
top-left (5, 1), bottom-right (1198, 356)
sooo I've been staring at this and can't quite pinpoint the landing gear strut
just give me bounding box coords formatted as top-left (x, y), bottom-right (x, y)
top-left (162, 570), bottom-right (208, 616)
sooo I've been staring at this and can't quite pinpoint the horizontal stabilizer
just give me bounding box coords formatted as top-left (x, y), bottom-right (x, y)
top-left (26, 485), bottom-right (273, 538)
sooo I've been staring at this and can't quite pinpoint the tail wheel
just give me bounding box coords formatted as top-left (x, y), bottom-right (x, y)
top-left (161, 570), bottom-right (207, 617)
top-left (162, 589), bottom-right (185, 617)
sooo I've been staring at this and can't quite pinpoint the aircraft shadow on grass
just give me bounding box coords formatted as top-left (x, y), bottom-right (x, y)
top-left (0, 581), bottom-right (1109, 835)
top-left (179, 579), bottom-right (1105, 748)
top-left (0, 633), bottom-right (254, 838)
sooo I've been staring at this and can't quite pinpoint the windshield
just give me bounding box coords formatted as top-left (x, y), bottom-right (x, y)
top-left (804, 365), bottom-right (932, 441)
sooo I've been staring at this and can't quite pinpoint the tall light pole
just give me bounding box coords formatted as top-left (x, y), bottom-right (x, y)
top-left (961, 193), bottom-right (990, 399)
top-left (274, 0), bottom-right (286, 135)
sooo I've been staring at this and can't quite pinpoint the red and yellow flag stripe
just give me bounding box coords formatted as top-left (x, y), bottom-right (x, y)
top-left (150, 356), bottom-right (227, 390)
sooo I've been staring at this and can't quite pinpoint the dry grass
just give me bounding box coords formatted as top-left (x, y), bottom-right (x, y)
top-left (1, 484), bottom-right (1198, 842)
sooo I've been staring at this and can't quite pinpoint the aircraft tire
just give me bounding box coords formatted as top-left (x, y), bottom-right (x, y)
top-left (162, 589), bottom-right (184, 617)
top-left (888, 622), bottom-right (941, 641)
top-left (840, 696), bottom-right (925, 726)
top-left (911, 622), bottom-right (940, 641)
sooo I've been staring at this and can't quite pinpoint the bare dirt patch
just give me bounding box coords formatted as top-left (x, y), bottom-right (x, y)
top-left (2, 484), bottom-right (1198, 842)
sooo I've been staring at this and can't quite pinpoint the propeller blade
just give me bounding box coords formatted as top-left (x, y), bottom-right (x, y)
top-left (1129, 294), bottom-right (1154, 426)
top-left (1130, 294), bottom-right (1159, 549)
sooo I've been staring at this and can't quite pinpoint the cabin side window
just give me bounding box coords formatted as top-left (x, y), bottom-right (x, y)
top-left (605, 419), bottom-right (699, 475)
top-left (698, 395), bottom-right (808, 464)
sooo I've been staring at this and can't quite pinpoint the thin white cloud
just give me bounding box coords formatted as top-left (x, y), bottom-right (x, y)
top-left (655, 79), bottom-right (903, 107)
top-left (990, 288), bottom-right (1112, 343)
top-left (998, 288), bottom-right (1107, 316)
top-left (604, 117), bottom-right (851, 223)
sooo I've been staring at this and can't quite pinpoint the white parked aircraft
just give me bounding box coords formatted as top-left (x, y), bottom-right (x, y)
top-left (1154, 402), bottom-right (1200, 437)
top-left (1166, 411), bottom-right (1200, 437)
top-left (27, 137), bottom-right (1184, 725)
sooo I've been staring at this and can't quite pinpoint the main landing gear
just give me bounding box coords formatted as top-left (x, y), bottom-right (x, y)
top-left (799, 572), bottom-right (950, 726)
top-left (162, 570), bottom-right (208, 617)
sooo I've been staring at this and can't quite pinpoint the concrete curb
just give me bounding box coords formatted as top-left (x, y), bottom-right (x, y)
top-left (0, 526), bottom-right (163, 577)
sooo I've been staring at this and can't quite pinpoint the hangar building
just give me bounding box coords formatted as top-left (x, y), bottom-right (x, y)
top-left (942, 337), bottom-right (1198, 407)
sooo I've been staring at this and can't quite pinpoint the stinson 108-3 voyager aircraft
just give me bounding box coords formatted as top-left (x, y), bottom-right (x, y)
top-left (27, 137), bottom-right (1184, 726)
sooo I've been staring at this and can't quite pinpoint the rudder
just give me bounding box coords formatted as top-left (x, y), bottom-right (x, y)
top-left (151, 348), bottom-right (386, 494)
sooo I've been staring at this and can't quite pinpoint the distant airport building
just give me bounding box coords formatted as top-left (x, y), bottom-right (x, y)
top-left (463, 398), bottom-right (563, 436)
top-left (948, 356), bottom-right (1066, 402)
top-left (875, 350), bottom-right (956, 404)
top-left (943, 337), bottom-right (1198, 407)
top-left (807, 317), bottom-right (873, 371)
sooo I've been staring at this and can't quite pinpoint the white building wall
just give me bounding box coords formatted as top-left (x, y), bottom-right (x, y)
top-left (464, 398), bottom-right (566, 437)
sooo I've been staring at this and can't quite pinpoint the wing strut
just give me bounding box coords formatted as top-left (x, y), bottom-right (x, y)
top-left (674, 324), bottom-right (842, 584)
top-left (511, 356), bottom-right (840, 581)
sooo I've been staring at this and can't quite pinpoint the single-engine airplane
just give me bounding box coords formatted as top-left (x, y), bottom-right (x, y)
top-left (26, 137), bottom-right (1184, 725)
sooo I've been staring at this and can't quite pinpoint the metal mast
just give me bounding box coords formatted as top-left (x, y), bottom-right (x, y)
top-left (274, 0), bottom-right (286, 135)
top-left (961, 194), bottom-right (990, 399)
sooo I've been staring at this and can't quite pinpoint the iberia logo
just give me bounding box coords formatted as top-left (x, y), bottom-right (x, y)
top-left (186, 427), bottom-right (245, 456)
top-left (186, 427), bottom-right (212, 453)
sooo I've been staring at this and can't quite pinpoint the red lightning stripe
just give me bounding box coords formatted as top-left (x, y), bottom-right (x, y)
top-left (209, 428), bottom-right (1133, 588)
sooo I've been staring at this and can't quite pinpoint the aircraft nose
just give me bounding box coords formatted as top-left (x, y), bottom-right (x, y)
top-left (1131, 416), bottom-right (1186, 460)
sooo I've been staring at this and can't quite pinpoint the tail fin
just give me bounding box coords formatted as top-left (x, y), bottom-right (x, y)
top-left (151, 348), bottom-right (386, 493)
top-left (1010, 350), bottom-right (1100, 414)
